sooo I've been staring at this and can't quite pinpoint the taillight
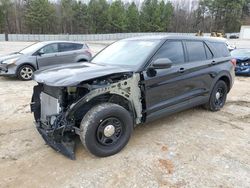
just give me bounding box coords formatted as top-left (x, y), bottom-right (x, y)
top-left (85, 49), bottom-right (92, 56)
top-left (231, 58), bottom-right (237, 67)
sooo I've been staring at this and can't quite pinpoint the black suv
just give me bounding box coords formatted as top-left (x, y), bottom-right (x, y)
top-left (31, 36), bottom-right (235, 159)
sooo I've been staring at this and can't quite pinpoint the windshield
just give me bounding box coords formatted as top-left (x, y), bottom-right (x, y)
top-left (19, 42), bottom-right (45, 54)
top-left (92, 39), bottom-right (161, 68)
top-left (231, 49), bottom-right (250, 57)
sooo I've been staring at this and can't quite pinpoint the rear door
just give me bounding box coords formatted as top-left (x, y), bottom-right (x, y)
top-left (36, 43), bottom-right (59, 68)
top-left (182, 40), bottom-right (215, 95)
top-left (205, 41), bottom-right (233, 87)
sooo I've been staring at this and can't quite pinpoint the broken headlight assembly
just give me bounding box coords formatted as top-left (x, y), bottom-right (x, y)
top-left (2, 58), bottom-right (19, 65)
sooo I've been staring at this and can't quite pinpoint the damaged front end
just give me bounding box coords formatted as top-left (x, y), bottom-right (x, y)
top-left (235, 62), bottom-right (250, 75)
top-left (0, 63), bottom-right (8, 72)
top-left (31, 73), bottom-right (143, 159)
top-left (31, 85), bottom-right (77, 159)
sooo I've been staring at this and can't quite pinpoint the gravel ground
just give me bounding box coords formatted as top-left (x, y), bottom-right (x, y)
top-left (0, 40), bottom-right (250, 188)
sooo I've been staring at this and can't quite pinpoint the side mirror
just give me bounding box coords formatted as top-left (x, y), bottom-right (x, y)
top-left (37, 51), bottom-right (45, 56)
top-left (151, 58), bottom-right (172, 69)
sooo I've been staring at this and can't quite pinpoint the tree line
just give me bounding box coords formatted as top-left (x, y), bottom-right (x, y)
top-left (0, 0), bottom-right (250, 34)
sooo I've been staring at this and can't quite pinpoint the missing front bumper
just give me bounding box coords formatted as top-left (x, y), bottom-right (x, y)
top-left (31, 85), bottom-right (76, 160)
top-left (35, 122), bottom-right (76, 160)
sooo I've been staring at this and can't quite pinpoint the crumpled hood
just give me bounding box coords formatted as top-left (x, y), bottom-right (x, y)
top-left (235, 56), bottom-right (250, 63)
top-left (33, 62), bottom-right (133, 87)
top-left (0, 53), bottom-right (21, 62)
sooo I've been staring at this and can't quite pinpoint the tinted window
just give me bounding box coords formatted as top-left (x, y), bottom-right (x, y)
top-left (59, 43), bottom-right (83, 52)
top-left (212, 42), bottom-right (230, 57)
top-left (186, 41), bottom-right (207, 62)
top-left (153, 41), bottom-right (185, 64)
top-left (205, 44), bottom-right (213, 59)
top-left (40, 44), bottom-right (58, 54)
top-left (75, 43), bottom-right (84, 50)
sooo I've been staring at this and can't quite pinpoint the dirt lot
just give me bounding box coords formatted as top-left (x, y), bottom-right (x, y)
top-left (0, 41), bottom-right (250, 188)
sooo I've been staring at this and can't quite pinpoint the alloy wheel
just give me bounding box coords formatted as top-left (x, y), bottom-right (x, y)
top-left (20, 66), bottom-right (33, 80)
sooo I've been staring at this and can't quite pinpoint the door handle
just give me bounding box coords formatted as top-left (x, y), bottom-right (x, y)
top-left (211, 60), bottom-right (216, 65)
top-left (178, 67), bottom-right (185, 73)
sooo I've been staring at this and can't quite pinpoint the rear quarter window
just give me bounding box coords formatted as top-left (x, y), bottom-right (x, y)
top-left (75, 43), bottom-right (84, 50)
top-left (211, 42), bottom-right (230, 57)
top-left (59, 43), bottom-right (83, 52)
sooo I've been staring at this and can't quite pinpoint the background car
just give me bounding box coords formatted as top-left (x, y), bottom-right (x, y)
top-left (229, 33), bottom-right (239, 39)
top-left (214, 37), bottom-right (236, 51)
top-left (226, 40), bottom-right (236, 51)
top-left (0, 41), bottom-right (92, 80)
top-left (231, 49), bottom-right (250, 75)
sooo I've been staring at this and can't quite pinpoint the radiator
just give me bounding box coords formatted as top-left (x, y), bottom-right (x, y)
top-left (40, 92), bottom-right (61, 122)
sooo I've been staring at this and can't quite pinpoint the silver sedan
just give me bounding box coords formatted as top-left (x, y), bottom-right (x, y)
top-left (0, 41), bottom-right (92, 80)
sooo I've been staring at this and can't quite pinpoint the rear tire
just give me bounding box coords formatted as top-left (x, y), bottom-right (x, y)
top-left (205, 80), bottom-right (228, 111)
top-left (17, 65), bottom-right (34, 81)
top-left (77, 59), bottom-right (87, 62)
top-left (80, 103), bottom-right (133, 157)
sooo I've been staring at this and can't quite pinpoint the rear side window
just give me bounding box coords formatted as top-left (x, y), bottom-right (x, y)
top-left (211, 42), bottom-right (230, 57)
top-left (153, 41), bottom-right (185, 64)
top-left (58, 43), bottom-right (83, 52)
top-left (185, 41), bottom-right (207, 62)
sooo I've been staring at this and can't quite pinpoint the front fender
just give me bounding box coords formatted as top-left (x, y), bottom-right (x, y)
top-left (15, 62), bottom-right (37, 75)
top-left (65, 73), bottom-right (143, 124)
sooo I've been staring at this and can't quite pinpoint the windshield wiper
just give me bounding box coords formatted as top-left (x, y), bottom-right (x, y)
top-left (14, 52), bottom-right (23, 54)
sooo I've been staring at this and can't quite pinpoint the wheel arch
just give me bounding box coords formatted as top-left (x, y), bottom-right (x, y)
top-left (218, 75), bottom-right (231, 92)
top-left (75, 55), bottom-right (90, 62)
top-left (72, 93), bottom-right (136, 124)
top-left (16, 63), bottom-right (36, 75)
top-left (210, 71), bottom-right (233, 94)
top-left (77, 58), bottom-right (88, 62)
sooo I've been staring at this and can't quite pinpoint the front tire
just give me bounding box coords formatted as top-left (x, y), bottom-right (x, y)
top-left (17, 65), bottom-right (34, 81)
top-left (80, 103), bottom-right (133, 157)
top-left (206, 80), bottom-right (228, 111)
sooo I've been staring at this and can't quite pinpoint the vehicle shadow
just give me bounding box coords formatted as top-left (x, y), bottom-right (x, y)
top-left (0, 76), bottom-right (33, 82)
top-left (74, 106), bottom-right (207, 159)
top-left (0, 76), bottom-right (19, 81)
